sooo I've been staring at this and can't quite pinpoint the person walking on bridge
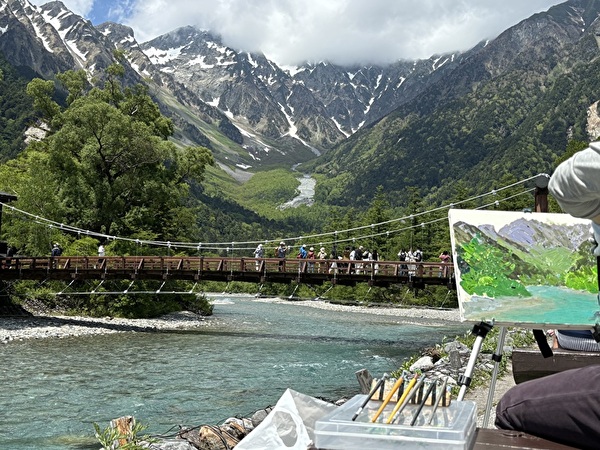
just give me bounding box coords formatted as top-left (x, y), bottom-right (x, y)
top-left (51, 243), bottom-right (62, 269)
top-left (253, 244), bottom-right (264, 271)
top-left (439, 250), bottom-right (451, 277)
top-left (276, 242), bottom-right (287, 271)
top-left (51, 243), bottom-right (62, 257)
top-left (298, 244), bottom-right (308, 259)
top-left (307, 247), bottom-right (315, 273)
top-left (317, 247), bottom-right (327, 273)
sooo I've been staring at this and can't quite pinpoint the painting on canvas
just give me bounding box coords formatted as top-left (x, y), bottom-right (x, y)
top-left (448, 208), bottom-right (600, 328)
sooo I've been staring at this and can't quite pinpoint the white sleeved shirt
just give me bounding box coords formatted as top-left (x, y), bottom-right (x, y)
top-left (548, 142), bottom-right (600, 219)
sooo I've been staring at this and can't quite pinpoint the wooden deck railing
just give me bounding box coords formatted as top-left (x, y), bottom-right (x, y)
top-left (0, 256), bottom-right (455, 288)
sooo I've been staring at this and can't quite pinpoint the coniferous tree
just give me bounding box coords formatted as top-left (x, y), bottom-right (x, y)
top-left (363, 186), bottom-right (393, 258)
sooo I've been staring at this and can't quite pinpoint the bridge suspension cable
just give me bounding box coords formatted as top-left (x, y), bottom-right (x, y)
top-left (0, 174), bottom-right (545, 252)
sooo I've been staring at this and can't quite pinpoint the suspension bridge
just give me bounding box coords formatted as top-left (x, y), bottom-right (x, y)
top-left (0, 255), bottom-right (455, 289)
top-left (0, 174), bottom-right (551, 293)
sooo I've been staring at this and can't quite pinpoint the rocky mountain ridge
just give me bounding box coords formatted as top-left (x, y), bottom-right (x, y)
top-left (4, 0), bottom-right (600, 208)
top-left (0, 0), bottom-right (469, 171)
top-left (309, 0), bottom-right (600, 207)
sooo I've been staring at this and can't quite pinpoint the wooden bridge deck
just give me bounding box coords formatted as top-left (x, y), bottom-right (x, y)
top-left (0, 256), bottom-right (455, 288)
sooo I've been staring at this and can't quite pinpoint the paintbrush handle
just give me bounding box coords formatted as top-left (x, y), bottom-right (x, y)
top-left (427, 378), bottom-right (448, 425)
top-left (410, 380), bottom-right (437, 426)
top-left (352, 375), bottom-right (387, 421)
top-left (371, 376), bottom-right (404, 423)
top-left (385, 375), bottom-right (422, 424)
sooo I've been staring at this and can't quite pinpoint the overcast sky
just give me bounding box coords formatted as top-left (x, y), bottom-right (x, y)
top-left (31, 0), bottom-right (567, 66)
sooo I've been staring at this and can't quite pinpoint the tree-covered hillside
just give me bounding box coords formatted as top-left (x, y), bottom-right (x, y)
top-left (0, 61), bottom-right (331, 259)
top-left (0, 55), bottom-right (36, 161)
top-left (308, 1), bottom-right (600, 209)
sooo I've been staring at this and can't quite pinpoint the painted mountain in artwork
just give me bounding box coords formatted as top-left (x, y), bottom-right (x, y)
top-left (449, 209), bottom-right (598, 327)
top-left (452, 213), bottom-right (592, 297)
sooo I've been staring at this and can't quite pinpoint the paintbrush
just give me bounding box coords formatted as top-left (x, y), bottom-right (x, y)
top-left (426, 377), bottom-right (448, 425)
top-left (391, 375), bottom-right (426, 424)
top-left (385, 373), bottom-right (422, 424)
top-left (410, 379), bottom-right (437, 426)
top-left (371, 373), bottom-right (405, 423)
top-left (352, 373), bottom-right (389, 421)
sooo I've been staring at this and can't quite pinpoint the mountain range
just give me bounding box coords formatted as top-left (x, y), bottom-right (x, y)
top-left (2, 0), bottom-right (600, 209)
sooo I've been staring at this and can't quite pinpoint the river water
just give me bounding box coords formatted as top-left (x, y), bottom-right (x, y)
top-left (279, 174), bottom-right (316, 209)
top-left (0, 296), bottom-right (466, 449)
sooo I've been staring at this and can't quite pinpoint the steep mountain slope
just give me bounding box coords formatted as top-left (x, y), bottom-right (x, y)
top-left (139, 25), bottom-right (467, 154)
top-left (0, 0), bottom-right (130, 80)
top-left (95, 21), bottom-right (260, 172)
top-left (141, 27), bottom-right (341, 151)
top-left (0, 0), bottom-right (258, 172)
top-left (310, 0), bottom-right (600, 208)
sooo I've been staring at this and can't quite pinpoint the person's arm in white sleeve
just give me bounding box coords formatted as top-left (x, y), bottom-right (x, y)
top-left (548, 142), bottom-right (600, 223)
top-left (549, 142), bottom-right (600, 253)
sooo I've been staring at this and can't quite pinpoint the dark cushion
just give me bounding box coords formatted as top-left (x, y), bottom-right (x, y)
top-left (496, 365), bottom-right (600, 449)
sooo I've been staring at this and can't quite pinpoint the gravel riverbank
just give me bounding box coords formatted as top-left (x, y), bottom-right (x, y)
top-left (253, 297), bottom-right (464, 325)
top-left (0, 297), bottom-right (464, 343)
top-left (0, 310), bottom-right (214, 343)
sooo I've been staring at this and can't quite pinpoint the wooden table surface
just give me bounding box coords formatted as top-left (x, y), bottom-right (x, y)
top-left (474, 428), bottom-right (576, 449)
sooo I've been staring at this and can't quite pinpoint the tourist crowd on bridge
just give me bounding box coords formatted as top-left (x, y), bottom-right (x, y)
top-left (20, 239), bottom-right (451, 277)
top-left (253, 242), bottom-right (452, 276)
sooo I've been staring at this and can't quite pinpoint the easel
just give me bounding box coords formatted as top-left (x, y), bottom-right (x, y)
top-left (455, 321), bottom-right (504, 428)
top-left (457, 319), bottom-right (600, 429)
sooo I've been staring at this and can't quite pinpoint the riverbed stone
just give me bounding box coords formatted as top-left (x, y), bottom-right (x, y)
top-left (146, 439), bottom-right (196, 449)
top-left (220, 419), bottom-right (251, 440)
top-left (444, 340), bottom-right (470, 355)
top-left (179, 425), bottom-right (240, 450)
top-left (448, 348), bottom-right (462, 370)
top-left (409, 355), bottom-right (434, 371)
top-left (251, 406), bottom-right (273, 427)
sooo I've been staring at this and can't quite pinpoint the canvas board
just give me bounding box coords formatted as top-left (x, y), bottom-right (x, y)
top-left (448, 209), bottom-right (600, 328)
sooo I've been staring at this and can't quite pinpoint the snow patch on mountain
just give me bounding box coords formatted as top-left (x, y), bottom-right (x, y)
top-left (144, 45), bottom-right (185, 64)
top-left (186, 55), bottom-right (216, 68)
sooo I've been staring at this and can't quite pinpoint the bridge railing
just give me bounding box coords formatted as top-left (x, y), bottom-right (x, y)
top-left (0, 256), bottom-right (455, 286)
top-left (0, 256), bottom-right (455, 274)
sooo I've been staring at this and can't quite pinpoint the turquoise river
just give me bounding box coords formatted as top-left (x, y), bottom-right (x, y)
top-left (0, 295), bottom-right (467, 449)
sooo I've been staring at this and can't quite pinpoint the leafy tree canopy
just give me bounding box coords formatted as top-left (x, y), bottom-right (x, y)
top-left (0, 63), bottom-right (214, 255)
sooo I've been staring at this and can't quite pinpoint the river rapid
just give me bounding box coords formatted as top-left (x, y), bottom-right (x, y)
top-left (0, 296), bottom-right (467, 449)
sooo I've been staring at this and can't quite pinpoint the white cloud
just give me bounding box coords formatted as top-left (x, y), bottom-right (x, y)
top-left (32, 0), bottom-right (566, 66)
